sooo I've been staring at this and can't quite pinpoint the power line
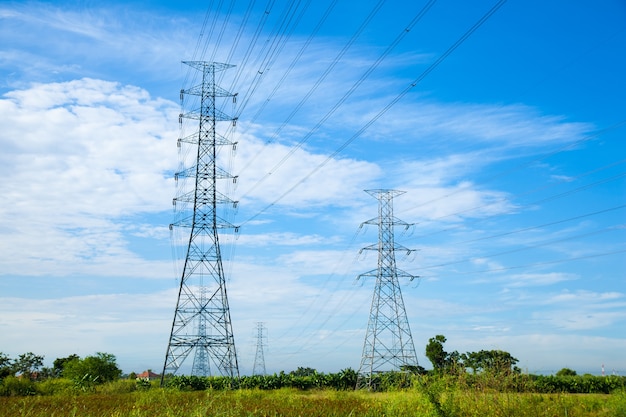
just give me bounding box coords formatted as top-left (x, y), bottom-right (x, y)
top-left (399, 120), bottom-right (626, 218)
top-left (438, 248), bottom-right (626, 276)
top-left (227, 0), bottom-right (277, 95)
top-left (238, 0), bottom-right (438, 200)
top-left (206, 0), bottom-right (238, 64)
top-left (235, 0), bottom-right (309, 115)
top-left (237, 0), bottom-right (339, 130)
top-left (223, 0), bottom-right (258, 72)
top-left (456, 204), bottom-right (626, 245)
top-left (239, 0), bottom-right (508, 226)
top-left (407, 167), bottom-right (626, 242)
top-left (419, 224), bottom-right (625, 271)
top-left (235, 0), bottom-right (388, 187)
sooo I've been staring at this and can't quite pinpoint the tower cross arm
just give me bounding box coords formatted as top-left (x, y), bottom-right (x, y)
top-left (181, 107), bottom-right (234, 122)
top-left (395, 268), bottom-right (419, 281)
top-left (360, 217), bottom-right (414, 229)
top-left (183, 84), bottom-right (236, 98)
top-left (182, 61), bottom-right (235, 72)
top-left (357, 269), bottom-right (378, 280)
top-left (393, 243), bottom-right (418, 255)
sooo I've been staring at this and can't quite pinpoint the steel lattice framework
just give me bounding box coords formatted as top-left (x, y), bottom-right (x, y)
top-left (356, 189), bottom-right (418, 390)
top-left (252, 322), bottom-right (267, 376)
top-left (161, 61), bottom-right (239, 383)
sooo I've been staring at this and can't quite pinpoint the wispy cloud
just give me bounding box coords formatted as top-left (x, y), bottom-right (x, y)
top-left (504, 272), bottom-right (578, 287)
top-left (0, 79), bottom-right (177, 277)
top-left (0, 3), bottom-right (194, 89)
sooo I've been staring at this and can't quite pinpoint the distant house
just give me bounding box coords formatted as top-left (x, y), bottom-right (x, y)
top-left (136, 370), bottom-right (160, 380)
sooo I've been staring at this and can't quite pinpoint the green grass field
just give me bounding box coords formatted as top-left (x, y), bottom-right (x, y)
top-left (1, 387), bottom-right (625, 417)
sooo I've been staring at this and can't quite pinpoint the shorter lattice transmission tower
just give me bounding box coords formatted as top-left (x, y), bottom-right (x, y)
top-left (356, 189), bottom-right (419, 390)
top-left (252, 322), bottom-right (267, 376)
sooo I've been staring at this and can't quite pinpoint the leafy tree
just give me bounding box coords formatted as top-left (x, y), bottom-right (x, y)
top-left (12, 352), bottom-right (44, 379)
top-left (446, 350), bottom-right (464, 375)
top-left (52, 354), bottom-right (80, 378)
top-left (289, 367), bottom-right (317, 377)
top-left (462, 349), bottom-right (519, 375)
top-left (0, 352), bottom-right (12, 378)
top-left (556, 367), bottom-right (577, 377)
top-left (62, 352), bottom-right (122, 384)
top-left (425, 335), bottom-right (448, 373)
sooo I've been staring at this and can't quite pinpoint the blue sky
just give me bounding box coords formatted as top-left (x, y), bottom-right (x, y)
top-left (0, 0), bottom-right (624, 376)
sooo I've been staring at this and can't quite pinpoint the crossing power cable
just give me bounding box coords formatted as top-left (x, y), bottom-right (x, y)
top-left (233, 0), bottom-right (340, 177)
top-left (232, 0), bottom-right (387, 182)
top-left (227, 0), bottom-right (277, 95)
top-left (452, 204), bottom-right (626, 246)
top-left (418, 224), bottom-right (625, 271)
top-left (222, 0), bottom-right (258, 74)
top-left (239, 0), bottom-right (508, 226)
top-left (273, 226), bottom-right (369, 343)
top-left (402, 157), bottom-right (626, 242)
top-left (402, 169), bottom-right (626, 247)
top-left (236, 0), bottom-right (340, 130)
top-left (206, 0), bottom-right (238, 64)
top-left (238, 0), bottom-right (439, 200)
top-left (232, 0), bottom-right (311, 118)
top-left (437, 248), bottom-right (626, 277)
top-left (399, 119), bottom-right (626, 218)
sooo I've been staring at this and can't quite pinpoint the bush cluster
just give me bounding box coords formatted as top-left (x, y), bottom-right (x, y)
top-left (161, 371), bottom-right (626, 394)
top-left (164, 368), bottom-right (359, 391)
top-left (531, 374), bottom-right (625, 394)
top-left (3, 369), bottom-right (624, 397)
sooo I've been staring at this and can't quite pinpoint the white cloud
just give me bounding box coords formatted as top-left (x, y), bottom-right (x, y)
top-left (0, 3), bottom-right (194, 88)
top-left (547, 290), bottom-right (624, 305)
top-left (358, 99), bottom-right (593, 149)
top-left (504, 272), bottom-right (578, 287)
top-left (231, 132), bottom-right (382, 208)
top-left (0, 291), bottom-right (174, 370)
top-left (0, 79), bottom-right (178, 278)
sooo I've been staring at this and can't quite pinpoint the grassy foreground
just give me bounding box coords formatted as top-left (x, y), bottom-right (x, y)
top-left (1, 387), bottom-right (625, 417)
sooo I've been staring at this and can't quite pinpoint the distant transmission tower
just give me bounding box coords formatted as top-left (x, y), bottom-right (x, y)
top-left (162, 61), bottom-right (239, 383)
top-left (356, 189), bottom-right (419, 390)
top-left (252, 322), bottom-right (267, 376)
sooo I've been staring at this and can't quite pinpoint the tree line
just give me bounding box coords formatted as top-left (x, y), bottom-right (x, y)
top-left (424, 334), bottom-right (521, 375)
top-left (0, 351), bottom-right (121, 383)
top-left (2, 335), bottom-right (624, 396)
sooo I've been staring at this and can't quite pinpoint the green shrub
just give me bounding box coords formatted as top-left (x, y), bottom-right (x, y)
top-left (135, 378), bottom-right (152, 391)
top-left (531, 374), bottom-right (625, 394)
top-left (35, 378), bottom-right (74, 395)
top-left (0, 376), bottom-right (36, 396)
top-left (97, 379), bottom-right (138, 394)
top-left (63, 353), bottom-right (122, 385)
top-left (165, 375), bottom-right (212, 391)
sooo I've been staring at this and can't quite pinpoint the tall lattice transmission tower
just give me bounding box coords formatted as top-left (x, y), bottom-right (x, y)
top-left (161, 61), bottom-right (239, 383)
top-left (356, 189), bottom-right (419, 390)
top-left (252, 322), bottom-right (267, 376)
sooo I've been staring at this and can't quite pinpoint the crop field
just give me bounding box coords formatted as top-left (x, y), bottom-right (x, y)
top-left (1, 387), bottom-right (625, 417)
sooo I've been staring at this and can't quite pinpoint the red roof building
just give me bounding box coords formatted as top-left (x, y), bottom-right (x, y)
top-left (136, 370), bottom-right (160, 380)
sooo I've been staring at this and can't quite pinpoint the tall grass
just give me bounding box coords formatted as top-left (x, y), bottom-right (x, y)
top-left (0, 386), bottom-right (624, 417)
top-left (1, 372), bottom-right (625, 416)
